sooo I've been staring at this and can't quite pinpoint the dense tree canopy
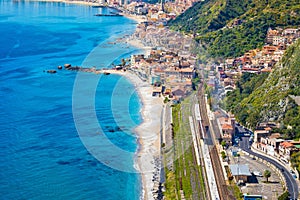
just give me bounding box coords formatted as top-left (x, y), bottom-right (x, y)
top-left (169, 0), bottom-right (300, 58)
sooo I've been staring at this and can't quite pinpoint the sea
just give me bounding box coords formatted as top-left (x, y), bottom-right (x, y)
top-left (0, 1), bottom-right (143, 199)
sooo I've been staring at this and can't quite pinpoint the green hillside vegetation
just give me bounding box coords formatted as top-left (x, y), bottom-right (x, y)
top-left (225, 39), bottom-right (300, 138)
top-left (169, 0), bottom-right (250, 34)
top-left (169, 0), bottom-right (300, 58)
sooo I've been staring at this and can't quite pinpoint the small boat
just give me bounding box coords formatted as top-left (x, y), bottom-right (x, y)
top-left (104, 72), bottom-right (110, 75)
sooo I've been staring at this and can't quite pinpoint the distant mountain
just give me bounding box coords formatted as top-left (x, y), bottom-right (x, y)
top-left (225, 39), bottom-right (300, 138)
top-left (169, 0), bottom-right (300, 58)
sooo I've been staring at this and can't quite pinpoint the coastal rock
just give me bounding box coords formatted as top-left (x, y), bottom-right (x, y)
top-left (108, 128), bottom-right (115, 133)
top-left (64, 63), bottom-right (71, 69)
top-left (68, 66), bottom-right (81, 71)
top-left (47, 70), bottom-right (57, 74)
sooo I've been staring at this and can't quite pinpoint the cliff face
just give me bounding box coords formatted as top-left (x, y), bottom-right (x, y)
top-left (226, 39), bottom-right (300, 138)
top-left (169, 0), bottom-right (300, 58)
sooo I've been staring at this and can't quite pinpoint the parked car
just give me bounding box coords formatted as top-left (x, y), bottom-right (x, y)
top-left (253, 171), bottom-right (263, 177)
top-left (293, 174), bottom-right (297, 179)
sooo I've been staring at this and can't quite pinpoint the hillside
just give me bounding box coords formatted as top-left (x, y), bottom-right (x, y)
top-left (225, 39), bottom-right (300, 138)
top-left (169, 0), bottom-right (300, 58)
top-left (169, 0), bottom-right (250, 34)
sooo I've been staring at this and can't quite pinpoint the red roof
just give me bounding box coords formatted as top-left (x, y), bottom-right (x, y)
top-left (280, 141), bottom-right (294, 148)
top-left (264, 127), bottom-right (272, 131)
top-left (222, 124), bottom-right (233, 130)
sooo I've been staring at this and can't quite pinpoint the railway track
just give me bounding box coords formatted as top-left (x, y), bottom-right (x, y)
top-left (185, 101), bottom-right (207, 200)
top-left (197, 83), bottom-right (233, 200)
top-left (210, 146), bottom-right (234, 199)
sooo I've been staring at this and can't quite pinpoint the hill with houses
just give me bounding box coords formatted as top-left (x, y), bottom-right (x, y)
top-left (225, 38), bottom-right (300, 138)
top-left (169, 0), bottom-right (300, 58)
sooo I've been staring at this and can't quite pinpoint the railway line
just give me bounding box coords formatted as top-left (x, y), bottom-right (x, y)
top-left (184, 100), bottom-right (207, 200)
top-left (196, 83), bottom-right (233, 200)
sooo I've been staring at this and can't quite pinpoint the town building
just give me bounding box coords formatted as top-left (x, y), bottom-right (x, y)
top-left (229, 164), bottom-right (252, 184)
top-left (217, 116), bottom-right (236, 145)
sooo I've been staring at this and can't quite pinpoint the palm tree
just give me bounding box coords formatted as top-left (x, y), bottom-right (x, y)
top-left (264, 170), bottom-right (271, 183)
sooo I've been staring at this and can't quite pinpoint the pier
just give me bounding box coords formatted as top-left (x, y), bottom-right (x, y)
top-left (94, 13), bottom-right (122, 17)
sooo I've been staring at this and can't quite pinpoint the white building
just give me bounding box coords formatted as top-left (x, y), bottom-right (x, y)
top-left (283, 28), bottom-right (298, 35)
top-left (272, 36), bottom-right (287, 46)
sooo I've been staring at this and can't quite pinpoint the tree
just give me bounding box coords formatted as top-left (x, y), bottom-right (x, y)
top-left (264, 170), bottom-right (271, 182)
top-left (164, 97), bottom-right (170, 104)
top-left (221, 140), bottom-right (227, 148)
top-left (278, 191), bottom-right (289, 200)
top-left (221, 151), bottom-right (227, 160)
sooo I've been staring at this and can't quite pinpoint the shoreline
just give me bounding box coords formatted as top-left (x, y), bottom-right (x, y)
top-left (28, 0), bottom-right (101, 6)
top-left (124, 38), bottom-right (152, 56)
top-left (30, 1), bottom-right (161, 199)
top-left (29, 0), bottom-right (147, 24)
top-left (104, 70), bottom-right (163, 200)
top-left (121, 13), bottom-right (147, 24)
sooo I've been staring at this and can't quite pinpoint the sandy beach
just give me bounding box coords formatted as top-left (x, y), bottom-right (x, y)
top-left (121, 13), bottom-right (147, 24)
top-left (104, 70), bottom-right (163, 200)
top-left (126, 38), bottom-right (152, 55)
top-left (98, 12), bottom-right (163, 198)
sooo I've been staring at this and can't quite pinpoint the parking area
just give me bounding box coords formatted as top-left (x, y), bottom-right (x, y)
top-left (227, 148), bottom-right (285, 199)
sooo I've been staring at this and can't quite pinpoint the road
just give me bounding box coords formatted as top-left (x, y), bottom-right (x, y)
top-left (239, 136), bottom-right (299, 199)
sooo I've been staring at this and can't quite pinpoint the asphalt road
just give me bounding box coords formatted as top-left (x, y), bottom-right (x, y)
top-left (239, 136), bottom-right (299, 199)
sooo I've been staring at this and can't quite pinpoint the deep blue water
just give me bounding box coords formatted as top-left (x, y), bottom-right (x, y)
top-left (0, 1), bottom-right (142, 199)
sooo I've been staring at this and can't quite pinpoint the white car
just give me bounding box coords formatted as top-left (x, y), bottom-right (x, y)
top-left (253, 171), bottom-right (263, 177)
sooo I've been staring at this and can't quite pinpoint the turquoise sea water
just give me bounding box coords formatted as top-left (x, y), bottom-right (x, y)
top-left (0, 1), bottom-right (142, 199)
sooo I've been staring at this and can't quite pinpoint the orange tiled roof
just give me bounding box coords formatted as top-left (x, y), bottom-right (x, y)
top-left (280, 141), bottom-right (294, 148)
top-left (222, 124), bottom-right (233, 130)
top-left (264, 127), bottom-right (272, 131)
top-left (180, 68), bottom-right (193, 73)
top-left (261, 68), bottom-right (272, 72)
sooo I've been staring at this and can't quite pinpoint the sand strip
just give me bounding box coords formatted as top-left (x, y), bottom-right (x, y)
top-left (104, 70), bottom-right (163, 200)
